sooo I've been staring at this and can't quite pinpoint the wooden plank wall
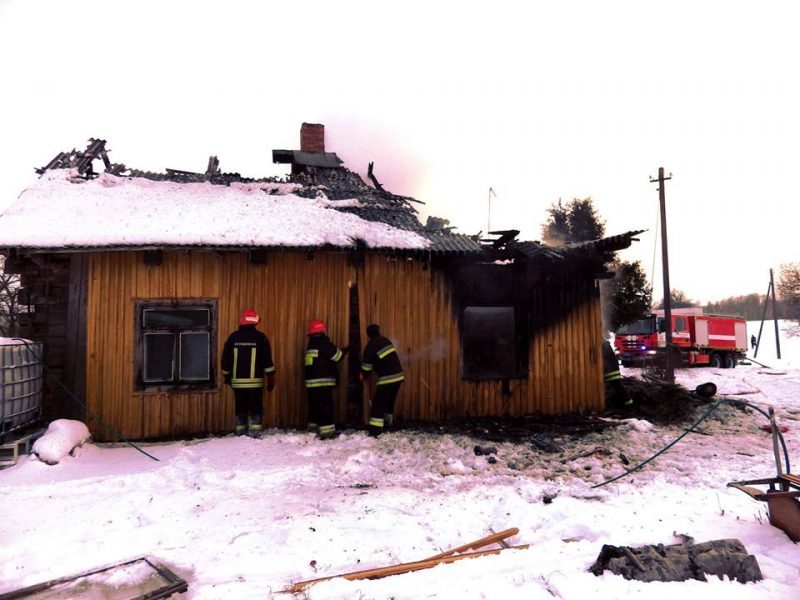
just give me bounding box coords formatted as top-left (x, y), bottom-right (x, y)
top-left (85, 250), bottom-right (604, 441)
top-left (358, 255), bottom-right (604, 423)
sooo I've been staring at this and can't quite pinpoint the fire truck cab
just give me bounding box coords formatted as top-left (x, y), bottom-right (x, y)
top-left (614, 308), bottom-right (747, 369)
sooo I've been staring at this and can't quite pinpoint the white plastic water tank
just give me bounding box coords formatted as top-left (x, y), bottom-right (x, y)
top-left (0, 338), bottom-right (43, 441)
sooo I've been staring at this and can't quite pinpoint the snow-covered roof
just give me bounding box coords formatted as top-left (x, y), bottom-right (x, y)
top-left (0, 169), bottom-right (432, 251)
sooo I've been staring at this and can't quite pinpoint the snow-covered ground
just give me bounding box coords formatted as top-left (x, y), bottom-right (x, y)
top-left (1, 321), bottom-right (798, 599)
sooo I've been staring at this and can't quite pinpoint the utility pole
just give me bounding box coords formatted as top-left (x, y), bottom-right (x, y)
top-left (650, 167), bottom-right (674, 383)
top-left (754, 269), bottom-right (782, 360)
top-left (771, 268), bottom-right (782, 359)
top-left (487, 187), bottom-right (496, 233)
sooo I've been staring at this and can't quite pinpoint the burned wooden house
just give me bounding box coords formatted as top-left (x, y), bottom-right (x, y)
top-left (0, 124), bottom-right (638, 441)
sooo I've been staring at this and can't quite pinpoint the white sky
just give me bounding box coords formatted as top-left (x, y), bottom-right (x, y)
top-left (1, 0), bottom-right (798, 304)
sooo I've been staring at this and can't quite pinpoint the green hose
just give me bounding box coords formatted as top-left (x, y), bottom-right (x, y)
top-left (13, 338), bottom-right (159, 462)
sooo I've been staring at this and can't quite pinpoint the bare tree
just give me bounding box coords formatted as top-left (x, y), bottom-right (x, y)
top-left (653, 289), bottom-right (697, 309)
top-left (778, 262), bottom-right (800, 335)
top-left (0, 256), bottom-right (22, 337)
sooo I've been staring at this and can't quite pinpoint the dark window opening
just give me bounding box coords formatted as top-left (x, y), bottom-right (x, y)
top-left (461, 305), bottom-right (528, 380)
top-left (135, 300), bottom-right (217, 390)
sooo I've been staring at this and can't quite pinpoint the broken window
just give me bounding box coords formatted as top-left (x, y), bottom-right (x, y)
top-left (135, 300), bottom-right (216, 390)
top-left (461, 306), bottom-right (527, 380)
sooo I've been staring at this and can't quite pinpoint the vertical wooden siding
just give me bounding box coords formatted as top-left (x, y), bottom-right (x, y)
top-left (358, 255), bottom-right (604, 423)
top-left (85, 250), bottom-right (603, 441)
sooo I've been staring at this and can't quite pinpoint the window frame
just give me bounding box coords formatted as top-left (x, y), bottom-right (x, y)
top-left (460, 304), bottom-right (529, 381)
top-left (134, 299), bottom-right (218, 391)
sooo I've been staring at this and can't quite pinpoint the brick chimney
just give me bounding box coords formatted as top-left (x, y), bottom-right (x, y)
top-left (300, 123), bottom-right (325, 153)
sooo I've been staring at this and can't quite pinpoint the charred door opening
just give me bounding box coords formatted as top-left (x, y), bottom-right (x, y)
top-left (346, 283), bottom-right (363, 424)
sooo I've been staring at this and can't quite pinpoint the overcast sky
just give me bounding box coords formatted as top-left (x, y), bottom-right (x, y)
top-left (1, 0), bottom-right (798, 304)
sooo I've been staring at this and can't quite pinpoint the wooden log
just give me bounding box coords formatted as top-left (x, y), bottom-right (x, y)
top-left (423, 527), bottom-right (519, 561)
top-left (286, 544), bottom-right (530, 593)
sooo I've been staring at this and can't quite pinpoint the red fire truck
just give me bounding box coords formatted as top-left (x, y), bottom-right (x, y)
top-left (614, 307), bottom-right (747, 368)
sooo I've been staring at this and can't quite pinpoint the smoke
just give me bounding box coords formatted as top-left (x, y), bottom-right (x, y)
top-left (403, 337), bottom-right (448, 363)
top-left (323, 117), bottom-right (429, 199)
top-left (598, 267), bottom-right (619, 339)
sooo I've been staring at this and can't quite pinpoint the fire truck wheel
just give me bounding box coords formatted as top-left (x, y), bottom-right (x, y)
top-left (710, 353), bottom-right (723, 368)
top-left (724, 354), bottom-right (737, 369)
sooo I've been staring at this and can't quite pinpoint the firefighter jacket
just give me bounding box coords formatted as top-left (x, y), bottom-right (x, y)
top-left (304, 334), bottom-right (344, 388)
top-left (221, 325), bottom-right (275, 389)
top-left (602, 340), bottom-right (622, 383)
top-left (361, 334), bottom-right (405, 385)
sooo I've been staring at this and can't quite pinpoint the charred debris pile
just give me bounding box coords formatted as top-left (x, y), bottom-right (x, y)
top-left (400, 377), bottom-right (716, 449)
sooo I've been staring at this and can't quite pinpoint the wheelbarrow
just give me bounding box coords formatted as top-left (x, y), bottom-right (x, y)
top-left (728, 407), bottom-right (800, 542)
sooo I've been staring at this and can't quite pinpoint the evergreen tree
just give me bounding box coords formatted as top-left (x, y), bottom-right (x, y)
top-left (602, 260), bottom-right (653, 331)
top-left (541, 197), bottom-right (606, 244)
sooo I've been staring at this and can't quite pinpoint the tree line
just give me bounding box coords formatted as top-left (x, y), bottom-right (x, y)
top-left (541, 198), bottom-right (800, 332)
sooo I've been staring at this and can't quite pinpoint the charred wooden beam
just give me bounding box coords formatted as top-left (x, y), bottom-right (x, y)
top-left (367, 162), bottom-right (385, 193)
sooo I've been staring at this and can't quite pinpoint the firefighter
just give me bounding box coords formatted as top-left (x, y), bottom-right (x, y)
top-left (221, 308), bottom-right (276, 436)
top-left (360, 324), bottom-right (404, 437)
top-left (602, 339), bottom-right (632, 410)
top-left (304, 319), bottom-right (347, 439)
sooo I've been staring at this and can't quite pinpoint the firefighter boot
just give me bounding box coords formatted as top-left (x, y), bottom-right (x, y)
top-left (235, 414), bottom-right (248, 436)
top-left (318, 424), bottom-right (337, 440)
top-left (383, 413), bottom-right (394, 432)
top-left (247, 422), bottom-right (264, 439)
top-left (368, 417), bottom-right (384, 438)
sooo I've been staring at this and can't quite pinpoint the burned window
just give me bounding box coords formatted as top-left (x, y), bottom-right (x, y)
top-left (135, 300), bottom-right (216, 390)
top-left (461, 306), bottom-right (527, 380)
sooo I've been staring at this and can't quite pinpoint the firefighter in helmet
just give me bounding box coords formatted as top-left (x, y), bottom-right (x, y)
top-left (360, 324), bottom-right (404, 437)
top-left (602, 339), bottom-right (632, 410)
top-left (304, 319), bottom-right (348, 439)
top-left (221, 308), bottom-right (276, 436)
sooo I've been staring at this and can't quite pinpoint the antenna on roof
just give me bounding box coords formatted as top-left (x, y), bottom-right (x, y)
top-left (487, 187), bottom-right (497, 232)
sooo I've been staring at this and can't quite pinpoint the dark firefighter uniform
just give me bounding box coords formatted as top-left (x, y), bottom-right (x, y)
top-left (221, 309), bottom-right (275, 435)
top-left (304, 320), bottom-right (346, 439)
top-left (602, 339), bottom-right (632, 409)
top-left (361, 324), bottom-right (404, 436)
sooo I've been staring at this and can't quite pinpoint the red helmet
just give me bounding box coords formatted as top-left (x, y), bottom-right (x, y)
top-left (240, 308), bottom-right (260, 326)
top-left (307, 319), bottom-right (326, 335)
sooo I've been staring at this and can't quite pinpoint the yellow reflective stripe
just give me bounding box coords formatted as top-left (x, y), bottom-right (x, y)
top-left (604, 370), bottom-right (622, 382)
top-left (361, 363), bottom-right (374, 372)
top-left (319, 424), bottom-right (335, 435)
top-left (369, 417), bottom-right (384, 428)
top-left (232, 381), bottom-right (264, 389)
top-left (250, 347), bottom-right (257, 379)
top-left (377, 373), bottom-right (405, 385)
top-left (249, 424), bottom-right (264, 431)
top-left (305, 378), bottom-right (336, 388)
top-left (233, 348), bottom-right (239, 378)
top-left (332, 348), bottom-right (343, 362)
top-left (264, 366), bottom-right (276, 374)
top-left (305, 349), bottom-right (319, 356)
top-left (221, 369), bottom-right (230, 375)
top-left (377, 345), bottom-right (395, 359)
